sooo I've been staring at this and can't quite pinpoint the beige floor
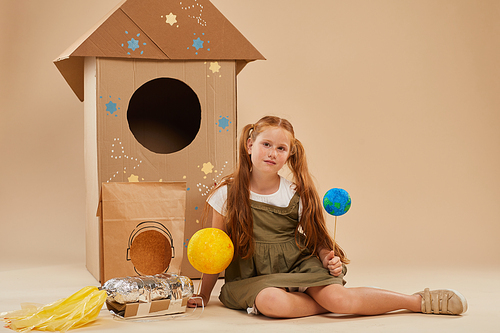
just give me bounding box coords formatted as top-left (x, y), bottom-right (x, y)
top-left (0, 263), bottom-right (497, 333)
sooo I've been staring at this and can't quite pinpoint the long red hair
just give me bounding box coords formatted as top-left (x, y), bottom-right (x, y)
top-left (204, 116), bottom-right (349, 264)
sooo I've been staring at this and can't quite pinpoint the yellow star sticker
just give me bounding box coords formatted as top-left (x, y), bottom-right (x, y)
top-left (128, 174), bottom-right (139, 182)
top-left (165, 12), bottom-right (177, 26)
top-left (209, 62), bottom-right (221, 73)
top-left (201, 162), bottom-right (214, 175)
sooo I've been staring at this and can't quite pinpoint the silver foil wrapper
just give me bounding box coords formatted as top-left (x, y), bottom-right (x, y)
top-left (102, 273), bottom-right (194, 304)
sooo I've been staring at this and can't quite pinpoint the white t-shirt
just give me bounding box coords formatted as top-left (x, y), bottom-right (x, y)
top-left (208, 176), bottom-right (303, 219)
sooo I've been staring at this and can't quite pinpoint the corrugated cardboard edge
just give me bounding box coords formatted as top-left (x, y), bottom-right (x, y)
top-left (106, 297), bottom-right (189, 318)
top-left (84, 57), bottom-right (100, 280)
top-left (96, 189), bottom-right (105, 283)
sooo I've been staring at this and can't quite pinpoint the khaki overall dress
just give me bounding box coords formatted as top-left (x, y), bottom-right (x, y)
top-left (219, 193), bottom-right (347, 311)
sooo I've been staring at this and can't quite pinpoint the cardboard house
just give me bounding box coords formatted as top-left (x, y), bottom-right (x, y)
top-left (54, 0), bottom-right (264, 281)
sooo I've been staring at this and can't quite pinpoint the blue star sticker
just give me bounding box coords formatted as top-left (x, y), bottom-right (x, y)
top-left (127, 38), bottom-right (139, 51)
top-left (218, 116), bottom-right (230, 130)
top-left (106, 101), bottom-right (117, 113)
top-left (192, 37), bottom-right (204, 51)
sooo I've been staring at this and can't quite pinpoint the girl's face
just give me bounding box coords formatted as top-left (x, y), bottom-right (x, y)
top-left (247, 127), bottom-right (292, 175)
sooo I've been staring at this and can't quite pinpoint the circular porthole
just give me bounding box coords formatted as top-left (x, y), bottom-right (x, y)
top-left (127, 221), bottom-right (175, 275)
top-left (130, 229), bottom-right (172, 275)
top-left (127, 78), bottom-right (201, 154)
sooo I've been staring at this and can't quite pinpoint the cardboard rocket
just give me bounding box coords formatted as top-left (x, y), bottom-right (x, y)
top-left (54, 0), bottom-right (264, 281)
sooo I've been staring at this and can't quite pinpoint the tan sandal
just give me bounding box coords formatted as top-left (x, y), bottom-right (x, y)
top-left (414, 288), bottom-right (468, 315)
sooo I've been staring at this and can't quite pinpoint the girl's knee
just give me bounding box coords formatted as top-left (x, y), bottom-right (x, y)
top-left (254, 288), bottom-right (291, 318)
top-left (309, 284), bottom-right (352, 313)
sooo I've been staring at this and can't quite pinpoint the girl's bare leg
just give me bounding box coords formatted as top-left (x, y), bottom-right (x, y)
top-left (254, 287), bottom-right (329, 318)
top-left (307, 284), bottom-right (421, 315)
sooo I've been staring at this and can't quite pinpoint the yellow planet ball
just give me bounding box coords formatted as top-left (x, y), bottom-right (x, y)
top-left (188, 228), bottom-right (234, 274)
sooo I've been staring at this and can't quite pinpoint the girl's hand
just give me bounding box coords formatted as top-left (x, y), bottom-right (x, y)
top-left (322, 250), bottom-right (343, 277)
top-left (187, 294), bottom-right (209, 308)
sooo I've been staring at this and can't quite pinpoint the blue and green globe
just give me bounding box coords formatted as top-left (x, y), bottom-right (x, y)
top-left (323, 188), bottom-right (351, 216)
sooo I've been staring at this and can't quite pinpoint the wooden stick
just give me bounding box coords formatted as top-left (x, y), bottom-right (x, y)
top-left (197, 209), bottom-right (206, 296)
top-left (197, 273), bottom-right (204, 295)
top-left (333, 216), bottom-right (337, 246)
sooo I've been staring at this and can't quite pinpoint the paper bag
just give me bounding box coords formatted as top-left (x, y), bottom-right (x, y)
top-left (98, 182), bottom-right (186, 283)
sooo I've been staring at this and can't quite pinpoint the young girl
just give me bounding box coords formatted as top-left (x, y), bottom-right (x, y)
top-left (187, 116), bottom-right (467, 318)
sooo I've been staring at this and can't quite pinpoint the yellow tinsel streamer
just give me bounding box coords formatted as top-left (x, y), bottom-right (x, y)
top-left (1, 286), bottom-right (106, 332)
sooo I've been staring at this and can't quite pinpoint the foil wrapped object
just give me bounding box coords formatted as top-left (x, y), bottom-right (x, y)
top-left (102, 273), bottom-right (194, 304)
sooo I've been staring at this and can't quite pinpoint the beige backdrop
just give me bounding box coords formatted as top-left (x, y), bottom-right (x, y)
top-left (1, 0), bottom-right (499, 273)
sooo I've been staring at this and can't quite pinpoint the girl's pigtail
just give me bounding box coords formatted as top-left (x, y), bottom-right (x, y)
top-left (225, 124), bottom-right (255, 259)
top-left (288, 139), bottom-right (350, 264)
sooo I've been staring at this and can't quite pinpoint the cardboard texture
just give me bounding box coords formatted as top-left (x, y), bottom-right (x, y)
top-left (106, 297), bottom-right (189, 318)
top-left (98, 182), bottom-right (186, 283)
top-left (54, 0), bottom-right (263, 280)
top-left (54, 0), bottom-right (264, 101)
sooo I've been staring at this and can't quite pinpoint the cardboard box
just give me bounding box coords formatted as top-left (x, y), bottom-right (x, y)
top-left (106, 297), bottom-right (190, 318)
top-left (97, 182), bottom-right (186, 283)
top-left (53, 0), bottom-right (264, 280)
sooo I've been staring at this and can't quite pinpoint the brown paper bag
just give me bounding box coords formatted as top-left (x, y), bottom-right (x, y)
top-left (97, 182), bottom-right (186, 283)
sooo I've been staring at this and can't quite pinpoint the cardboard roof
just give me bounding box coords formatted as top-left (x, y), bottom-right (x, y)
top-left (54, 0), bottom-right (265, 101)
